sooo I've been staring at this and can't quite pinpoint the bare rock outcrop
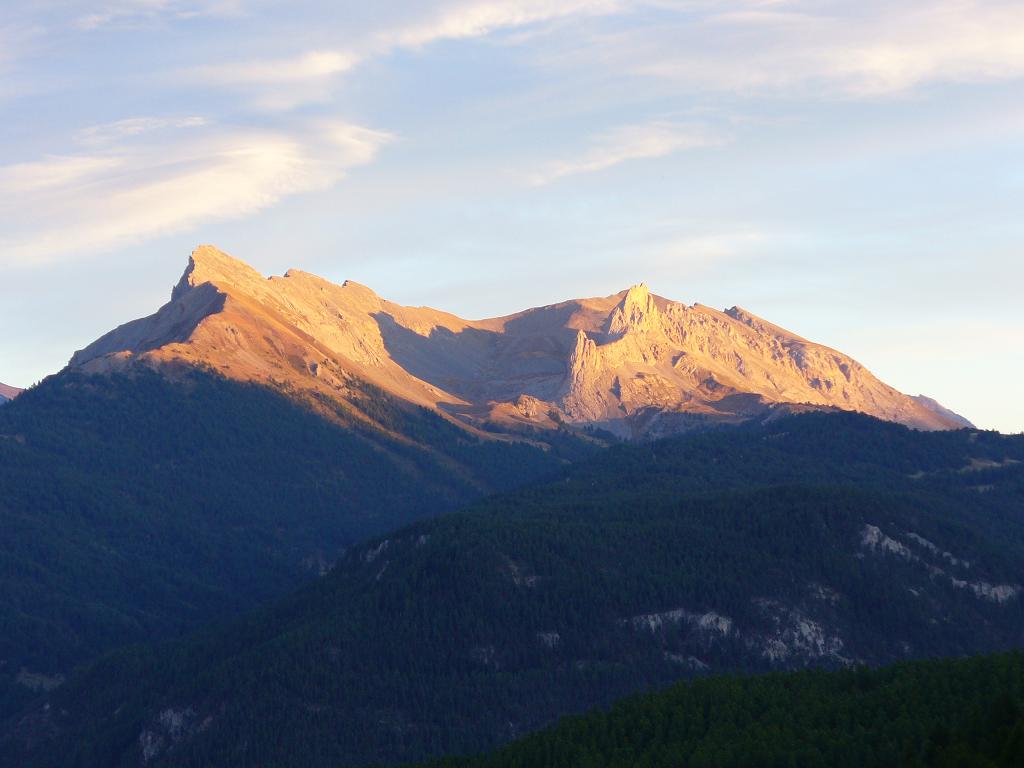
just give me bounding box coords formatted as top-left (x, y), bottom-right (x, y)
top-left (606, 283), bottom-right (660, 336)
top-left (66, 245), bottom-right (971, 437)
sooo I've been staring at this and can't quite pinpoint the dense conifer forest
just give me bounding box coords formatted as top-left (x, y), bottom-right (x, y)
top-left (0, 369), bottom-right (590, 717)
top-left (427, 652), bottom-right (1024, 768)
top-left (4, 410), bottom-right (1021, 767)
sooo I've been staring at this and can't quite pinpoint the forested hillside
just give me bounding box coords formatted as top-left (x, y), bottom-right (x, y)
top-left (6, 412), bottom-right (1022, 768)
top-left (427, 652), bottom-right (1024, 768)
top-left (0, 369), bottom-right (590, 717)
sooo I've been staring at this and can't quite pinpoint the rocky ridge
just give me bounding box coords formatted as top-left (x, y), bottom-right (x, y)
top-left (0, 383), bottom-right (23, 404)
top-left (69, 245), bottom-right (968, 436)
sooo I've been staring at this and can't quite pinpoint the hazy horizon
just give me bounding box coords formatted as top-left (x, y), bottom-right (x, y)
top-left (1, 1), bottom-right (1021, 433)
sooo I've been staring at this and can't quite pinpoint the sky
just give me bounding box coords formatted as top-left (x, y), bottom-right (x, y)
top-left (0, 0), bottom-right (1021, 432)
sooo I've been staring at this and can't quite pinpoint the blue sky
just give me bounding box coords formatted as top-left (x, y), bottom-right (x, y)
top-left (1, 0), bottom-right (1021, 432)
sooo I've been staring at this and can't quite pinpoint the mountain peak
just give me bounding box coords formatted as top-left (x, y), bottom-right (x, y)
top-left (338, 279), bottom-right (383, 302)
top-left (173, 245), bottom-right (266, 301)
top-left (68, 247), bottom-right (972, 434)
top-left (607, 282), bottom-right (659, 336)
top-left (623, 281), bottom-right (649, 299)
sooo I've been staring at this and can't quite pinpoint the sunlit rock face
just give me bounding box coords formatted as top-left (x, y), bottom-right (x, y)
top-left (69, 245), bottom-right (969, 437)
top-left (0, 383), bottom-right (23, 404)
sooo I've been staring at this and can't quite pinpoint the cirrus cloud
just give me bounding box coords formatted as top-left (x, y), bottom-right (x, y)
top-left (180, 0), bottom-right (629, 110)
top-left (598, 0), bottom-right (1024, 98)
top-left (74, 0), bottom-right (244, 30)
top-left (74, 116), bottom-right (208, 145)
top-left (185, 50), bottom-right (357, 86)
top-left (0, 119), bottom-right (393, 267)
top-left (528, 121), bottom-right (724, 185)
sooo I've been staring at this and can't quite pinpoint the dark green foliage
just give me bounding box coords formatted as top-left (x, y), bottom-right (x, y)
top-left (5, 412), bottom-right (1022, 767)
top-left (427, 652), bottom-right (1024, 768)
top-left (0, 369), bottom-right (588, 716)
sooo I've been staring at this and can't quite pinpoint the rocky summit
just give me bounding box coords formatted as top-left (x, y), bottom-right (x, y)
top-left (70, 245), bottom-right (968, 437)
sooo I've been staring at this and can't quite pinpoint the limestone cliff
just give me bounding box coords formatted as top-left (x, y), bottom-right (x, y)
top-left (68, 245), bottom-right (970, 436)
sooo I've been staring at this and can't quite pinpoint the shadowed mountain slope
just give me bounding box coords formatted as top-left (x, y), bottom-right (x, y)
top-left (6, 413), bottom-right (1021, 768)
top-left (0, 368), bottom-right (591, 720)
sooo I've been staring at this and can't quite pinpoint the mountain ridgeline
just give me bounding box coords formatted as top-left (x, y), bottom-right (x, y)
top-left (70, 245), bottom-right (967, 437)
top-left (0, 382), bottom-right (22, 404)
top-left (0, 245), bottom-right (1011, 767)
top-left (5, 412), bottom-right (1022, 768)
top-left (0, 244), bottom-right (975, 712)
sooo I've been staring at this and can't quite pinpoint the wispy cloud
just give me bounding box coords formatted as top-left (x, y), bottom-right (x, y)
top-left (0, 155), bottom-right (124, 193)
top-left (379, 0), bottom-right (627, 49)
top-left (528, 121), bottom-right (723, 185)
top-left (75, 0), bottom-right (243, 30)
top-left (182, 50), bottom-right (358, 110)
top-left (609, 1), bottom-right (1024, 98)
top-left (0, 119), bottom-right (393, 266)
top-left (22, 1), bottom-right (1024, 111)
top-left (825, 2), bottom-right (1024, 97)
top-left (186, 50), bottom-right (356, 86)
top-left (74, 116), bottom-right (207, 145)
top-left (654, 230), bottom-right (765, 266)
top-left (180, 0), bottom-right (628, 110)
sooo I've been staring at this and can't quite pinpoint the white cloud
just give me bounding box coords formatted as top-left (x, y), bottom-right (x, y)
top-left (74, 116), bottom-right (207, 145)
top-left (655, 230), bottom-right (765, 265)
top-left (187, 50), bottom-right (356, 86)
top-left (182, 50), bottom-right (359, 110)
top-left (529, 121), bottom-right (722, 185)
top-left (825, 2), bottom-right (1024, 97)
top-left (75, 0), bottom-right (243, 30)
top-left (23, 0), bottom-right (1024, 108)
top-left (179, 0), bottom-right (628, 110)
top-left (0, 155), bottom-right (124, 192)
top-left (379, 0), bottom-right (626, 49)
top-left (608, 1), bottom-right (1024, 98)
top-left (0, 120), bottom-right (393, 267)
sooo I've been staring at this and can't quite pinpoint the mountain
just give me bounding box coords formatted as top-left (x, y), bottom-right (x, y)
top-left (69, 245), bottom-right (968, 437)
top-left (424, 651), bottom-right (1024, 768)
top-left (7, 413), bottom-right (1021, 768)
top-left (914, 394), bottom-right (976, 429)
top-left (0, 383), bottom-right (23, 404)
top-left (0, 368), bottom-right (590, 720)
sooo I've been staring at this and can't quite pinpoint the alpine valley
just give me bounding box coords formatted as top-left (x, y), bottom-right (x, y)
top-left (1, 246), bottom-right (1021, 768)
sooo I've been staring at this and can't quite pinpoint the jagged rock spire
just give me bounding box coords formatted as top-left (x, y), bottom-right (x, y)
top-left (172, 245), bottom-right (268, 302)
top-left (567, 329), bottom-right (600, 388)
top-left (606, 283), bottom-right (660, 336)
